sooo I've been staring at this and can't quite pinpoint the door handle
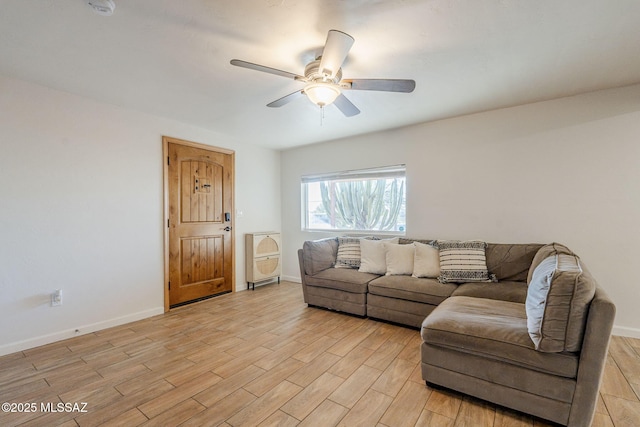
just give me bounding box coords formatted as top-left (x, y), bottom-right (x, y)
top-left (223, 226), bottom-right (232, 232)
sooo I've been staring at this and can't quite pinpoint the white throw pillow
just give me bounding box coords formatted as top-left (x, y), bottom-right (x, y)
top-left (412, 242), bottom-right (440, 278)
top-left (359, 237), bottom-right (399, 275)
top-left (385, 242), bottom-right (415, 275)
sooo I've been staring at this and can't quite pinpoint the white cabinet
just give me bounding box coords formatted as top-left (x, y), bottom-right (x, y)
top-left (245, 232), bottom-right (281, 289)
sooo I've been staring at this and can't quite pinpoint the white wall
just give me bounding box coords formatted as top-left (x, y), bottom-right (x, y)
top-left (0, 75), bottom-right (281, 355)
top-left (281, 84), bottom-right (640, 337)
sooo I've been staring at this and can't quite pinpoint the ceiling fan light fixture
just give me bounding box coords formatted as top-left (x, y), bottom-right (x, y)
top-left (304, 82), bottom-right (341, 107)
top-left (85, 0), bottom-right (116, 16)
top-left (230, 30), bottom-right (415, 117)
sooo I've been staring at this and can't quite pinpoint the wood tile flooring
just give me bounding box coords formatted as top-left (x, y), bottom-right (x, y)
top-left (1, 281), bottom-right (639, 426)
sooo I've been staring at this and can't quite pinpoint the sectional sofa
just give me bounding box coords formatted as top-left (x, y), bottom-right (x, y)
top-left (297, 237), bottom-right (615, 427)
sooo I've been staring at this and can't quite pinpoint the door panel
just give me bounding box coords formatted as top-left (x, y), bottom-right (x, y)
top-left (180, 236), bottom-right (223, 284)
top-left (180, 160), bottom-right (223, 223)
top-left (166, 138), bottom-right (234, 308)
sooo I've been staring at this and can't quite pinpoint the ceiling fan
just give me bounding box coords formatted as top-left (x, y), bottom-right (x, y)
top-left (230, 30), bottom-right (416, 117)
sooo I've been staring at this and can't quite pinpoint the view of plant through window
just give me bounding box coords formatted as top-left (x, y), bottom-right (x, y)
top-left (302, 165), bottom-right (406, 233)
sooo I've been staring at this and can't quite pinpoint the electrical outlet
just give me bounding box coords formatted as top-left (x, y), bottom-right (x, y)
top-left (51, 289), bottom-right (62, 306)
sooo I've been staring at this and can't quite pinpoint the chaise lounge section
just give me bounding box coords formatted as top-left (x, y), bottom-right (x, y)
top-left (421, 287), bottom-right (614, 426)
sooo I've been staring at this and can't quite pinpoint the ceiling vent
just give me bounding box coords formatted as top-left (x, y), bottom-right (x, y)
top-left (85, 0), bottom-right (115, 16)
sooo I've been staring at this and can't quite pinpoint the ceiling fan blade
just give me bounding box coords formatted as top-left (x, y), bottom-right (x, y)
top-left (230, 59), bottom-right (306, 81)
top-left (333, 94), bottom-right (360, 117)
top-left (344, 79), bottom-right (416, 93)
top-left (319, 30), bottom-right (355, 79)
top-left (267, 90), bottom-right (305, 108)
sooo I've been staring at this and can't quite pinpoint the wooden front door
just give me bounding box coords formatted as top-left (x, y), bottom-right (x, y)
top-left (164, 137), bottom-right (234, 308)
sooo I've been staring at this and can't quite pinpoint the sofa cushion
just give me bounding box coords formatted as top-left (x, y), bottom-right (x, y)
top-left (359, 237), bottom-right (399, 274)
top-left (452, 281), bottom-right (528, 304)
top-left (335, 237), bottom-right (362, 269)
top-left (526, 253), bottom-right (596, 352)
top-left (368, 294), bottom-right (437, 328)
top-left (486, 243), bottom-right (543, 282)
top-left (527, 242), bottom-right (575, 284)
top-left (306, 268), bottom-right (379, 294)
top-left (368, 293), bottom-right (438, 317)
top-left (368, 276), bottom-right (457, 306)
top-left (412, 242), bottom-right (441, 279)
top-left (421, 296), bottom-right (579, 378)
top-left (303, 238), bottom-right (338, 275)
top-left (306, 285), bottom-right (367, 306)
top-left (436, 240), bottom-right (493, 283)
top-left (385, 241), bottom-right (415, 275)
top-left (421, 344), bottom-right (578, 405)
top-left (306, 285), bottom-right (367, 316)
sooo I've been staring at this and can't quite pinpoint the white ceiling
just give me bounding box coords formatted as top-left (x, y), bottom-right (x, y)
top-left (1, 0), bottom-right (639, 149)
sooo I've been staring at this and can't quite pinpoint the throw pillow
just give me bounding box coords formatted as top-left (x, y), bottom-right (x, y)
top-left (412, 241), bottom-right (440, 278)
top-left (437, 240), bottom-right (493, 283)
top-left (526, 252), bottom-right (596, 352)
top-left (359, 237), bottom-right (399, 275)
top-left (399, 238), bottom-right (435, 245)
top-left (334, 237), bottom-right (362, 269)
top-left (385, 242), bottom-right (415, 275)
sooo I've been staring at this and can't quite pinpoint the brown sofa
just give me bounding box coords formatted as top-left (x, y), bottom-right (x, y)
top-left (298, 238), bottom-right (544, 327)
top-left (297, 238), bottom-right (615, 427)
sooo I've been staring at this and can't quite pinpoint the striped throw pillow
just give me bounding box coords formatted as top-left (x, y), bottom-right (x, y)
top-left (335, 237), bottom-right (362, 268)
top-left (437, 240), bottom-right (493, 283)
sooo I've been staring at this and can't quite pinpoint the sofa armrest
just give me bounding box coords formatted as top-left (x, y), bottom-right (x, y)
top-left (298, 249), bottom-right (309, 303)
top-left (568, 286), bottom-right (616, 427)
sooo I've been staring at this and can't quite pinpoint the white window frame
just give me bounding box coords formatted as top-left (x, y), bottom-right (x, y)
top-left (301, 164), bottom-right (406, 235)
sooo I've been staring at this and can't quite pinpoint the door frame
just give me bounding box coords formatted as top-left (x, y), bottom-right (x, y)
top-left (162, 136), bottom-right (236, 312)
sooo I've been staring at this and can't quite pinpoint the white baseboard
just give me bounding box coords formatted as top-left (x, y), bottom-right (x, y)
top-left (238, 276), bottom-right (301, 291)
top-left (612, 325), bottom-right (640, 339)
top-left (281, 275), bottom-right (301, 283)
top-left (0, 307), bottom-right (164, 356)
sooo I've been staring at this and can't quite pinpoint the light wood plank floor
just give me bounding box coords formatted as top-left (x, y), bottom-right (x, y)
top-left (1, 281), bottom-right (639, 427)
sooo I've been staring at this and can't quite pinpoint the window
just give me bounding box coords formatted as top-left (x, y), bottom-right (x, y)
top-left (302, 165), bottom-right (406, 234)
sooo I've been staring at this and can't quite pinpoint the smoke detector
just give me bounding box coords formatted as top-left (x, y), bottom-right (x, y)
top-left (85, 0), bottom-right (115, 16)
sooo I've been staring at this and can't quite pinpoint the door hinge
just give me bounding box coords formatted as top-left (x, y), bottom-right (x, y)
top-left (167, 156), bottom-right (170, 165)
top-left (168, 281), bottom-right (171, 290)
top-left (167, 218), bottom-right (170, 228)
